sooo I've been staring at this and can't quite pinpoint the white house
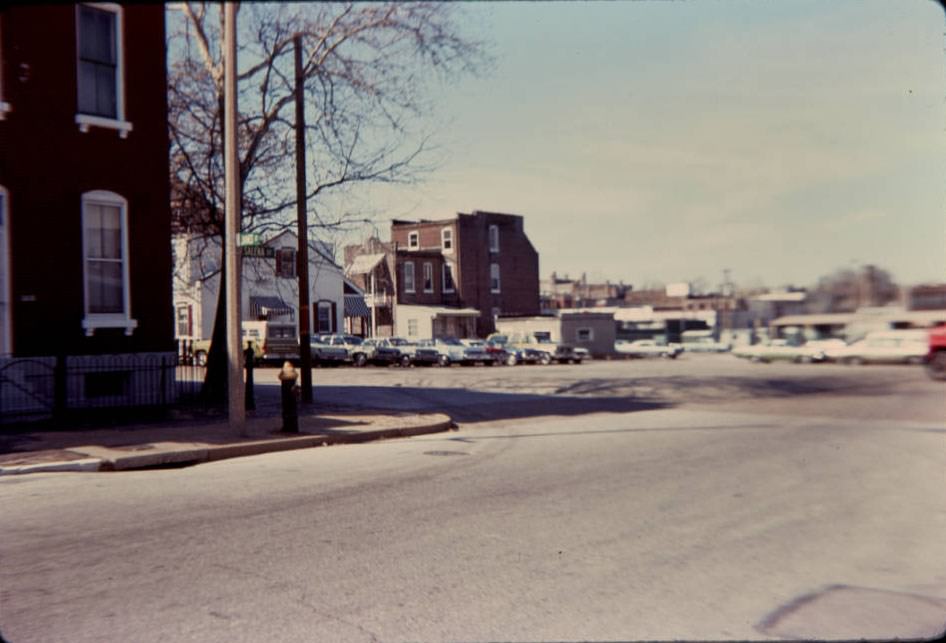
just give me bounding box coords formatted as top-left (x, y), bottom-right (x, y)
top-left (173, 230), bottom-right (346, 341)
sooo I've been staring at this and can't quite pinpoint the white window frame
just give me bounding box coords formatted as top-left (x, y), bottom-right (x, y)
top-left (407, 231), bottom-right (419, 250)
top-left (442, 262), bottom-right (455, 293)
top-left (423, 262), bottom-right (434, 293)
top-left (0, 186), bottom-right (10, 354)
top-left (81, 190), bottom-right (137, 336)
top-left (576, 327), bottom-right (594, 342)
top-left (490, 263), bottom-right (501, 293)
top-left (441, 227), bottom-right (453, 253)
top-left (489, 224), bottom-right (499, 253)
top-left (403, 261), bottom-right (415, 293)
top-left (75, 3), bottom-right (133, 138)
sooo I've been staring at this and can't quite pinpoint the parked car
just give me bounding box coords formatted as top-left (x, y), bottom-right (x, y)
top-left (321, 333), bottom-right (371, 367)
top-left (615, 339), bottom-right (682, 359)
top-left (680, 330), bottom-right (731, 353)
top-left (188, 321), bottom-right (283, 366)
top-left (731, 339), bottom-right (826, 363)
top-left (363, 337), bottom-right (413, 367)
top-left (925, 325), bottom-right (946, 380)
top-left (416, 337), bottom-right (493, 366)
top-left (573, 347), bottom-right (591, 362)
top-left (487, 332), bottom-right (578, 365)
top-left (824, 330), bottom-right (929, 365)
top-left (310, 336), bottom-right (349, 365)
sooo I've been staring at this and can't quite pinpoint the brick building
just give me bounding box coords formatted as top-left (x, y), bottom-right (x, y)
top-left (0, 4), bottom-right (175, 417)
top-left (390, 210), bottom-right (540, 337)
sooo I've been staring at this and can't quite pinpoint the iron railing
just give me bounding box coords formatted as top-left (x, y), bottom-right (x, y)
top-left (0, 345), bottom-right (214, 426)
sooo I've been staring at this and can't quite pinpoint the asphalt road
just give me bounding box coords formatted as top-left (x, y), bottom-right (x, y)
top-left (1, 355), bottom-right (944, 642)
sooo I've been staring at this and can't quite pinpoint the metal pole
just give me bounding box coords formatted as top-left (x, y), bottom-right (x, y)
top-left (224, 2), bottom-right (245, 433)
top-left (294, 34), bottom-right (313, 404)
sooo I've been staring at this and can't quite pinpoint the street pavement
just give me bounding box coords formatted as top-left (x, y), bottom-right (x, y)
top-left (1, 405), bottom-right (943, 642)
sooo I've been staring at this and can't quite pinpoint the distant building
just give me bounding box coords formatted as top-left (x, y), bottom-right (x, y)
top-left (346, 210), bottom-right (540, 339)
top-left (540, 272), bottom-right (631, 312)
top-left (173, 231), bottom-right (346, 341)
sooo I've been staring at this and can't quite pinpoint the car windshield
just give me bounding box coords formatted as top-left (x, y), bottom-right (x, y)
top-left (389, 338), bottom-right (409, 346)
top-left (440, 337), bottom-right (463, 346)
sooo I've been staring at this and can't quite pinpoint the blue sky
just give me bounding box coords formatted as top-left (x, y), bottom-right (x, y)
top-left (349, 0), bottom-right (945, 290)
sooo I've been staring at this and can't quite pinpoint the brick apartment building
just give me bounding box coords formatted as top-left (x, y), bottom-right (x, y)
top-left (0, 4), bottom-right (175, 419)
top-left (345, 210), bottom-right (540, 339)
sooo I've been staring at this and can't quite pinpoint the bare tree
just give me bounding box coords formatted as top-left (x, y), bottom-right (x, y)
top-left (167, 2), bottom-right (487, 401)
top-left (807, 264), bottom-right (900, 313)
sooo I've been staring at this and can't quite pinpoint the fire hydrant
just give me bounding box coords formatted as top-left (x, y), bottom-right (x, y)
top-left (278, 361), bottom-right (299, 433)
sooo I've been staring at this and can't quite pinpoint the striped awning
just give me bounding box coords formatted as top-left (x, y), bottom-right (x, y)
top-left (250, 296), bottom-right (294, 319)
top-left (344, 294), bottom-right (370, 318)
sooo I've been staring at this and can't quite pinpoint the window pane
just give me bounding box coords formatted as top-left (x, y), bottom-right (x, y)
top-left (79, 7), bottom-right (115, 64)
top-left (88, 260), bottom-right (123, 313)
top-left (86, 204), bottom-right (121, 259)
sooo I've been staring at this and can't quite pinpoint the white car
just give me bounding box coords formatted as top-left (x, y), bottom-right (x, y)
top-left (824, 331), bottom-right (928, 365)
top-left (615, 339), bottom-right (682, 359)
top-left (732, 339), bottom-right (827, 363)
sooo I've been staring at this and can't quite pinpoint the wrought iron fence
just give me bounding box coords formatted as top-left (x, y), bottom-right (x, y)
top-left (0, 346), bottom-right (216, 427)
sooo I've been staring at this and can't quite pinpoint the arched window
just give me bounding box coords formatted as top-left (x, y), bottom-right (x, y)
top-left (81, 190), bottom-right (136, 335)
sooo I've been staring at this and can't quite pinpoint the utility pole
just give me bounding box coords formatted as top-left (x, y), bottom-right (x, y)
top-left (224, 2), bottom-right (245, 433)
top-left (294, 34), bottom-right (313, 404)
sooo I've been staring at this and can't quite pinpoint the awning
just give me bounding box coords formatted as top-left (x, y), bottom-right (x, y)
top-left (344, 294), bottom-right (371, 318)
top-left (345, 253), bottom-right (386, 276)
top-left (250, 296), bottom-right (294, 319)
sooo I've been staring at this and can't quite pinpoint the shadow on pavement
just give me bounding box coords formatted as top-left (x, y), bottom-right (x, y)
top-left (300, 384), bottom-right (671, 423)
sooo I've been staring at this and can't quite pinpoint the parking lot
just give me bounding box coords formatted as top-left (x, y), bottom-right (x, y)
top-left (256, 352), bottom-right (944, 426)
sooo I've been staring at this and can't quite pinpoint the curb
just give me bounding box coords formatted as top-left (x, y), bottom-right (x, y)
top-left (0, 416), bottom-right (454, 476)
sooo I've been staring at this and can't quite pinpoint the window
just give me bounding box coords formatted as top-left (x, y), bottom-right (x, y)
top-left (407, 319), bottom-right (418, 337)
top-left (577, 328), bottom-right (594, 342)
top-left (442, 263), bottom-right (455, 293)
top-left (423, 262), bottom-right (433, 293)
top-left (75, 4), bottom-right (132, 137)
top-left (489, 224), bottom-right (499, 253)
top-left (441, 227), bottom-right (453, 252)
top-left (403, 261), bottom-right (415, 293)
top-left (490, 263), bottom-right (501, 293)
top-left (0, 17), bottom-right (10, 119)
top-left (176, 304), bottom-right (192, 337)
top-left (0, 186), bottom-right (9, 354)
top-left (317, 302), bottom-right (333, 333)
top-left (276, 247), bottom-right (296, 278)
top-left (81, 190), bottom-right (136, 335)
top-left (408, 231), bottom-right (419, 250)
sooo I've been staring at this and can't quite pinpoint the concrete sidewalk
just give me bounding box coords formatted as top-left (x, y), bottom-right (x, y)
top-left (0, 410), bottom-right (454, 476)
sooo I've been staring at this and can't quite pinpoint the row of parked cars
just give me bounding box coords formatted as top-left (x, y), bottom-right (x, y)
top-left (731, 330), bottom-right (932, 365)
top-left (308, 333), bottom-right (589, 368)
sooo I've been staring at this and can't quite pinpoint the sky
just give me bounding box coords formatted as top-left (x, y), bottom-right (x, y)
top-left (347, 0), bottom-right (946, 291)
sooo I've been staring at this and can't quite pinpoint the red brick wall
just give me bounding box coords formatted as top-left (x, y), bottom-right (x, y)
top-left (0, 5), bottom-right (172, 356)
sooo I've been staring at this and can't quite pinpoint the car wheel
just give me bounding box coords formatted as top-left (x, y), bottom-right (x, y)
top-left (194, 350), bottom-right (208, 367)
top-left (505, 353), bottom-right (517, 366)
top-left (399, 354), bottom-right (412, 367)
top-left (353, 353), bottom-right (367, 367)
top-left (538, 352), bottom-right (552, 366)
top-left (926, 352), bottom-right (946, 380)
top-left (438, 354), bottom-right (450, 367)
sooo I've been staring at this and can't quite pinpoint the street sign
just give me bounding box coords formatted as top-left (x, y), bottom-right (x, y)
top-left (242, 245), bottom-right (275, 258)
top-left (238, 233), bottom-right (262, 246)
